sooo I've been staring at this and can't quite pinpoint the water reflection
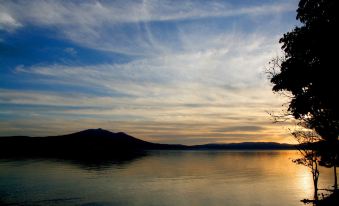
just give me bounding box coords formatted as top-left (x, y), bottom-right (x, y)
top-left (64, 151), bottom-right (148, 171)
top-left (0, 150), bottom-right (334, 206)
top-left (0, 151), bottom-right (148, 171)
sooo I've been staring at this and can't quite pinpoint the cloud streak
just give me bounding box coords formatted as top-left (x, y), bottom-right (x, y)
top-left (1, 0), bottom-right (296, 54)
top-left (2, 0), bottom-right (296, 25)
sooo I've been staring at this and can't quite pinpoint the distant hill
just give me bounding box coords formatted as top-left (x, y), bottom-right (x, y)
top-left (190, 142), bottom-right (296, 150)
top-left (0, 129), bottom-right (296, 159)
top-left (0, 129), bottom-right (186, 158)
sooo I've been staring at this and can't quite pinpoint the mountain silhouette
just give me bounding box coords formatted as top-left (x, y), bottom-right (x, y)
top-left (0, 128), bottom-right (296, 159)
top-left (0, 129), bottom-right (186, 158)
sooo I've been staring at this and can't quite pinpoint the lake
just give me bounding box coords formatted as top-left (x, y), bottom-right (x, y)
top-left (0, 150), bottom-right (335, 206)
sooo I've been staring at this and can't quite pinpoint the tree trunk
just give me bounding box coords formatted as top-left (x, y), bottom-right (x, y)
top-left (334, 155), bottom-right (338, 190)
top-left (314, 177), bottom-right (319, 201)
top-left (313, 159), bottom-right (319, 201)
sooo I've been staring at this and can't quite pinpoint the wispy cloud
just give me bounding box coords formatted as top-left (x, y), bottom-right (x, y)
top-left (1, 0), bottom-right (296, 54)
top-left (14, 32), bottom-right (280, 91)
top-left (0, 12), bottom-right (21, 31)
top-left (10, 32), bottom-right (285, 120)
top-left (2, 0), bottom-right (296, 25)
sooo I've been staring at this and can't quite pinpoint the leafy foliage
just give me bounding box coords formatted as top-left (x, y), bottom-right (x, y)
top-left (270, 0), bottom-right (339, 141)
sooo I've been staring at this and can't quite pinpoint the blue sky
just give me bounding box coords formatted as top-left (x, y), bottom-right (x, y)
top-left (0, 0), bottom-right (299, 144)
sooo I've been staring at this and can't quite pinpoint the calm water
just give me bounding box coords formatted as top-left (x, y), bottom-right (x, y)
top-left (0, 150), bottom-right (335, 206)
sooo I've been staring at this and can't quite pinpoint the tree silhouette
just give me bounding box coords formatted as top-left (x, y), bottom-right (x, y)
top-left (269, 0), bottom-right (339, 190)
top-left (292, 127), bottom-right (321, 201)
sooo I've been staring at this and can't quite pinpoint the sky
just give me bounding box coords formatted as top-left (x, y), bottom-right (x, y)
top-left (0, 0), bottom-right (299, 145)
